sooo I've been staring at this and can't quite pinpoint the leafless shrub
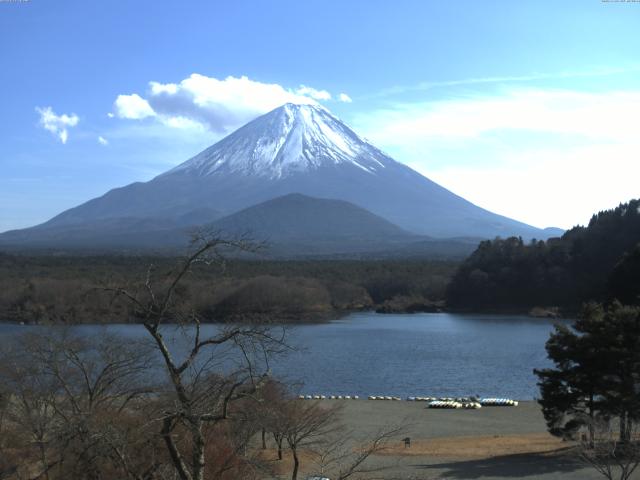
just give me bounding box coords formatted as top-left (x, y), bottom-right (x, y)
top-left (579, 418), bottom-right (640, 480)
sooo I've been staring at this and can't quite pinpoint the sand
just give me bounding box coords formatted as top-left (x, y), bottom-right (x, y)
top-left (264, 399), bottom-right (622, 480)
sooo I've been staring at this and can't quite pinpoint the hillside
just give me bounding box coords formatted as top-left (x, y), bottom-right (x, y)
top-left (208, 193), bottom-right (419, 254)
top-left (446, 199), bottom-right (640, 311)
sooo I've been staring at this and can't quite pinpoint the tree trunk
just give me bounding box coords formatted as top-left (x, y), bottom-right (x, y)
top-left (191, 422), bottom-right (206, 480)
top-left (273, 433), bottom-right (283, 460)
top-left (36, 438), bottom-right (50, 480)
top-left (261, 428), bottom-right (267, 450)
top-left (161, 418), bottom-right (192, 480)
top-left (620, 411), bottom-right (628, 443)
top-left (588, 393), bottom-right (595, 447)
top-left (291, 447), bottom-right (299, 480)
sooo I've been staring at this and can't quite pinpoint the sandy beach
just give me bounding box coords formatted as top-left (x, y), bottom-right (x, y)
top-left (264, 400), bottom-right (614, 480)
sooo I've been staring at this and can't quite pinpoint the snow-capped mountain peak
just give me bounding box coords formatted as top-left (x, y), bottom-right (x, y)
top-left (166, 103), bottom-right (391, 179)
top-left (3, 101), bottom-right (559, 245)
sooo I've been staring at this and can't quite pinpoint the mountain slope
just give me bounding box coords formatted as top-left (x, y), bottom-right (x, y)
top-left (205, 193), bottom-right (479, 258)
top-left (0, 103), bottom-right (560, 250)
top-left (0, 193), bottom-right (416, 252)
top-left (211, 193), bottom-right (414, 241)
top-left (208, 193), bottom-right (423, 255)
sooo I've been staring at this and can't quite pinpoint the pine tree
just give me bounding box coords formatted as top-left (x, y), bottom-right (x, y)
top-left (535, 302), bottom-right (640, 443)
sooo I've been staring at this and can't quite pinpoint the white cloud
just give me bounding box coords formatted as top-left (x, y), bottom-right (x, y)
top-left (426, 143), bottom-right (639, 230)
top-left (113, 74), bottom-right (340, 134)
top-left (114, 93), bottom-right (155, 120)
top-left (36, 106), bottom-right (79, 144)
top-left (149, 82), bottom-right (178, 95)
top-left (98, 136), bottom-right (109, 146)
top-left (339, 93), bottom-right (353, 103)
top-left (295, 85), bottom-right (332, 100)
top-left (357, 90), bottom-right (640, 145)
top-left (161, 116), bottom-right (205, 130)
top-left (353, 89), bottom-right (640, 229)
top-left (370, 65), bottom-right (640, 99)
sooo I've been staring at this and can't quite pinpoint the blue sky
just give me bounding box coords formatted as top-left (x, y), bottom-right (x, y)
top-left (1, 0), bottom-right (639, 232)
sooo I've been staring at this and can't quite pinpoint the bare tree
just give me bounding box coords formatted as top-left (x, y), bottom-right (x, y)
top-left (105, 233), bottom-right (289, 480)
top-left (0, 342), bottom-right (59, 480)
top-left (0, 330), bottom-right (161, 480)
top-left (0, 378), bottom-right (20, 480)
top-left (35, 332), bottom-right (159, 480)
top-left (579, 418), bottom-right (640, 480)
top-left (253, 379), bottom-right (289, 459)
top-left (311, 425), bottom-right (404, 480)
top-left (280, 400), bottom-right (343, 480)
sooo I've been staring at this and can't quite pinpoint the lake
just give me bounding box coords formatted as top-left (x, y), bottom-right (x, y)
top-left (0, 312), bottom-right (563, 400)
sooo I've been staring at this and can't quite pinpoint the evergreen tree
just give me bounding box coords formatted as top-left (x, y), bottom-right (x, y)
top-left (535, 303), bottom-right (640, 442)
top-left (608, 244), bottom-right (640, 305)
top-left (447, 198), bottom-right (640, 311)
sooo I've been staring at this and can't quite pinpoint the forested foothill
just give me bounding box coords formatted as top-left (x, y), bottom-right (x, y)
top-left (0, 254), bottom-right (455, 324)
top-left (446, 199), bottom-right (640, 314)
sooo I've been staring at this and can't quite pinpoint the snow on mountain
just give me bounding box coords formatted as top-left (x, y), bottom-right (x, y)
top-left (0, 102), bottom-right (564, 248)
top-left (165, 103), bottom-right (388, 179)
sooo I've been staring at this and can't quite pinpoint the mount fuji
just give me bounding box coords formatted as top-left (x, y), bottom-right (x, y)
top-left (0, 103), bottom-right (561, 253)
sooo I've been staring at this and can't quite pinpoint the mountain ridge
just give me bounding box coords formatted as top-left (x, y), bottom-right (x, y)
top-left (0, 193), bottom-right (480, 259)
top-left (0, 103), bottom-right (563, 251)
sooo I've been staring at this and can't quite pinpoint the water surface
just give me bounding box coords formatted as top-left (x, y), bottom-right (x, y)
top-left (0, 312), bottom-right (563, 399)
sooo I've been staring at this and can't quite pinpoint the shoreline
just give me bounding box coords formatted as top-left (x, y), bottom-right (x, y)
top-left (0, 306), bottom-right (569, 326)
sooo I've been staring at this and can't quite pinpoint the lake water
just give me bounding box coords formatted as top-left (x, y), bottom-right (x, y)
top-left (0, 312), bottom-right (563, 400)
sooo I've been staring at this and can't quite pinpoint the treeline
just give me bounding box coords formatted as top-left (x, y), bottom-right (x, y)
top-left (0, 254), bottom-right (456, 324)
top-left (446, 199), bottom-right (640, 312)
